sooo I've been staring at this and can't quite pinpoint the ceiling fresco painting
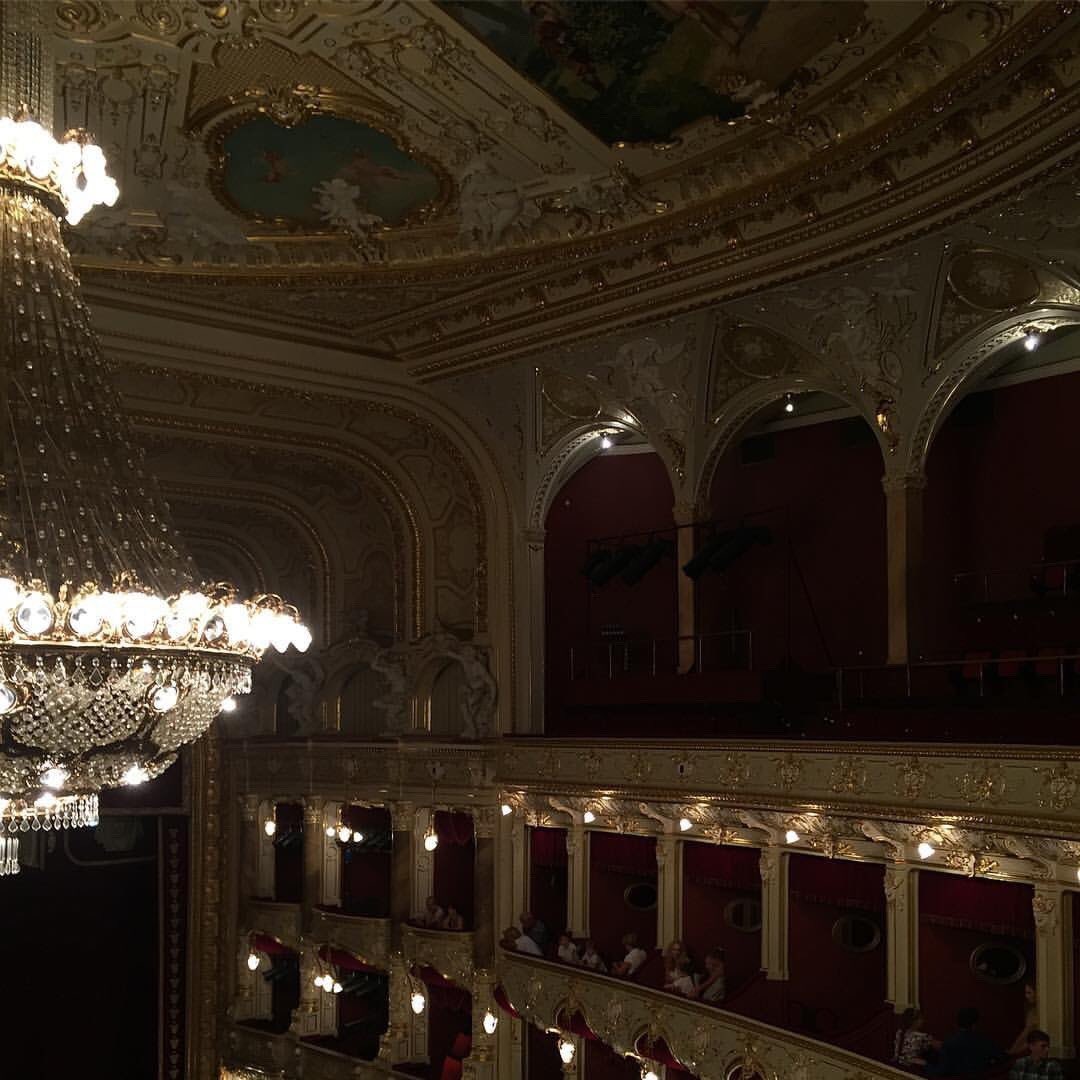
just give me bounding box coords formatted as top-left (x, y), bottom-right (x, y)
top-left (218, 114), bottom-right (442, 229)
top-left (443, 0), bottom-right (867, 144)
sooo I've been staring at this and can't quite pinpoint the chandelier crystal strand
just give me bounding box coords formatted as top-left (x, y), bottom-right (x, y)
top-left (0, 2), bottom-right (310, 851)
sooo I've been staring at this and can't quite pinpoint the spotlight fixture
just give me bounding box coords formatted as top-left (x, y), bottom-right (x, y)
top-left (500, 803), bottom-right (512, 816)
top-left (678, 817), bottom-right (692, 832)
top-left (784, 394), bottom-right (796, 414)
top-left (482, 1009), bottom-right (499, 1035)
top-left (410, 990), bottom-right (426, 1015)
top-left (917, 841), bottom-right (935, 860)
top-left (558, 1038), bottom-right (576, 1065)
top-left (1023, 330), bottom-right (1042, 352)
top-left (785, 829), bottom-right (800, 844)
top-left (600, 434), bottom-right (613, 450)
top-left (582, 810), bottom-right (596, 824)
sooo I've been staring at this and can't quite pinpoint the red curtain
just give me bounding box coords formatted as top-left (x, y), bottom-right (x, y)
top-left (427, 984), bottom-right (472, 1080)
top-left (919, 871), bottom-right (1033, 937)
top-left (531, 827), bottom-right (568, 940)
top-left (252, 932), bottom-right (296, 958)
top-left (588, 833), bottom-right (657, 959)
top-left (493, 984), bottom-right (520, 1019)
top-left (433, 812), bottom-right (475, 926)
top-left (585, 1041), bottom-right (641, 1080)
top-left (341, 806), bottom-right (391, 916)
top-left (789, 854), bottom-right (885, 912)
top-left (556, 1009), bottom-right (598, 1041)
top-left (273, 802), bottom-right (304, 904)
top-left (590, 833), bottom-right (657, 878)
top-left (636, 1035), bottom-right (689, 1073)
top-left (683, 841), bottom-right (760, 888)
top-left (319, 944), bottom-right (381, 974)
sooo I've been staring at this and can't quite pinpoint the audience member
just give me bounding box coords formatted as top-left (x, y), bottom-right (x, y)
top-left (556, 933), bottom-right (580, 965)
top-left (662, 939), bottom-right (687, 982)
top-left (928, 1008), bottom-right (1003, 1077)
top-left (1009, 985), bottom-right (1040, 1056)
top-left (501, 924), bottom-right (542, 956)
top-left (580, 939), bottom-right (606, 973)
top-left (893, 1008), bottom-right (936, 1069)
top-left (667, 957), bottom-right (696, 997)
top-left (690, 948), bottom-right (726, 1003)
top-left (1009, 1030), bottom-right (1062, 1080)
top-left (519, 912), bottom-right (549, 950)
top-left (423, 896), bottom-right (445, 928)
top-left (611, 932), bottom-right (647, 977)
top-left (442, 904), bottom-right (465, 931)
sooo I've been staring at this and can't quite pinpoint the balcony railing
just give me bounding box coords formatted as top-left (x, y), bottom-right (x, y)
top-left (569, 631), bottom-right (753, 680)
top-left (244, 899), bottom-right (302, 948)
top-left (953, 558), bottom-right (1080, 605)
top-left (400, 923), bottom-right (475, 986)
top-left (313, 911), bottom-right (391, 970)
top-left (500, 950), bottom-right (910, 1080)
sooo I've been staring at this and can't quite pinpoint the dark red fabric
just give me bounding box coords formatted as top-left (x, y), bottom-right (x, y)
top-left (318, 944), bottom-right (381, 974)
top-left (427, 985), bottom-right (472, 1080)
top-left (588, 833), bottom-right (657, 959)
top-left (528, 1024), bottom-right (565, 1080)
top-left (252, 933), bottom-right (297, 958)
top-left (416, 965), bottom-right (463, 990)
top-left (681, 841), bottom-right (761, 996)
top-left (919, 871), bottom-right (1033, 937)
top-left (530, 827), bottom-right (568, 939)
top-left (341, 806), bottom-right (391, 917)
top-left (556, 1009), bottom-right (598, 1041)
top-left (636, 1035), bottom-right (689, 1073)
top-left (273, 802), bottom-right (304, 904)
top-left (789, 853), bottom-right (885, 912)
top-left (493, 984), bottom-right (520, 1019)
top-left (590, 832), bottom-right (657, 878)
top-left (683, 841), bottom-right (760, 889)
top-left (532, 826), bottom-right (568, 867)
top-left (432, 813), bottom-right (475, 927)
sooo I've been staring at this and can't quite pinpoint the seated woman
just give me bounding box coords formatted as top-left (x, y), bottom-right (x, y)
top-left (667, 957), bottom-right (696, 997)
top-left (580, 939), bottom-right (606, 973)
top-left (556, 933), bottom-right (580, 965)
top-left (893, 1008), bottom-right (936, 1070)
top-left (689, 948), bottom-right (725, 1003)
top-left (442, 905), bottom-right (465, 931)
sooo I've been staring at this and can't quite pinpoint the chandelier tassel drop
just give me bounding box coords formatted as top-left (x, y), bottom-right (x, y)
top-left (0, 3), bottom-right (310, 872)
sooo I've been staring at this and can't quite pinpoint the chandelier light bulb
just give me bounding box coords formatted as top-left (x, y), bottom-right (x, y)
top-left (917, 841), bottom-right (935, 860)
top-left (582, 811), bottom-right (596, 824)
top-left (69, 598), bottom-right (104, 637)
top-left (558, 1038), bottom-right (576, 1064)
top-left (314, 974), bottom-right (326, 989)
top-left (482, 1010), bottom-right (498, 1035)
top-left (264, 819), bottom-right (277, 838)
top-left (122, 765), bottom-right (149, 787)
top-left (34, 791), bottom-right (57, 809)
top-left (325, 825), bottom-right (336, 838)
top-left (785, 829), bottom-right (800, 844)
top-left (1024, 331), bottom-right (1041, 351)
top-left (15, 593), bottom-right (53, 636)
top-left (246, 952), bottom-right (260, 972)
top-left (423, 831), bottom-right (439, 852)
top-left (642, 1069), bottom-right (660, 1080)
top-left (220, 696), bottom-right (238, 713)
top-left (784, 394), bottom-right (796, 414)
top-left (410, 991), bottom-right (426, 1015)
top-left (600, 434), bottom-right (613, 449)
top-left (150, 685), bottom-right (180, 713)
top-left (500, 803), bottom-right (512, 816)
top-left (352, 831), bottom-right (363, 843)
top-left (678, 817), bottom-right (692, 832)
top-left (337, 825), bottom-right (352, 843)
top-left (40, 765), bottom-right (69, 790)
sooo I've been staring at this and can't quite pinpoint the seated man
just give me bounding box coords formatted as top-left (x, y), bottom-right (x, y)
top-left (690, 948), bottom-right (726, 1003)
top-left (504, 924), bottom-right (542, 956)
top-left (928, 1008), bottom-right (1004, 1077)
top-left (1009, 1030), bottom-right (1063, 1080)
top-left (520, 911), bottom-right (549, 950)
top-left (611, 932), bottom-right (648, 977)
top-left (422, 896), bottom-right (445, 928)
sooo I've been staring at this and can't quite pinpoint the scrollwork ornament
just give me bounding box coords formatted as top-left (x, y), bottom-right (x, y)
top-left (894, 757), bottom-right (932, 800)
top-left (829, 757), bottom-right (868, 795)
top-left (958, 763), bottom-right (1007, 803)
top-left (774, 754), bottom-right (802, 791)
top-left (1039, 761), bottom-right (1078, 812)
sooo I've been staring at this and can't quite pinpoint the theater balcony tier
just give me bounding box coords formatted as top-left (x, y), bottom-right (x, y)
top-left (402, 925), bottom-right (478, 988)
top-left (499, 951), bottom-right (912, 1080)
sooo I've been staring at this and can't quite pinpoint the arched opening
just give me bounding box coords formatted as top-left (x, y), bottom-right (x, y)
top-left (702, 392), bottom-right (886, 684)
top-left (339, 663), bottom-right (387, 737)
top-left (544, 443), bottom-right (676, 736)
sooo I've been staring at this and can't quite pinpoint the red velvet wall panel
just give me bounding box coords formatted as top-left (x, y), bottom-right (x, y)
top-left (433, 812), bottom-right (475, 926)
top-left (588, 833), bottom-right (657, 960)
top-left (426, 984), bottom-right (472, 1080)
top-left (925, 370), bottom-right (1080, 653)
top-left (704, 416), bottom-right (886, 670)
top-left (527, 1023), bottom-right (565, 1080)
top-left (681, 842), bottom-right (761, 995)
top-left (786, 856), bottom-right (887, 1035)
top-left (544, 452), bottom-right (676, 710)
top-left (341, 806), bottom-right (392, 916)
top-left (530, 827), bottom-right (568, 939)
top-left (918, 871), bottom-right (1032, 1047)
top-left (274, 801), bottom-right (304, 904)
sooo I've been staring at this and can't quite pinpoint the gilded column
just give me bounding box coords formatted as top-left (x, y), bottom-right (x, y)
top-left (510, 815), bottom-right (527, 932)
top-left (759, 845), bottom-right (789, 980)
top-left (473, 806), bottom-right (497, 967)
top-left (882, 474), bottom-right (927, 666)
top-left (291, 945), bottom-right (321, 1037)
top-left (566, 822), bottom-right (589, 937)
top-left (1033, 885), bottom-right (1071, 1055)
top-left (379, 953), bottom-right (414, 1066)
top-left (464, 970), bottom-right (498, 1080)
top-left (301, 796), bottom-right (324, 932)
top-left (390, 800), bottom-right (415, 950)
top-left (656, 834), bottom-right (683, 946)
top-left (884, 863), bottom-right (919, 1012)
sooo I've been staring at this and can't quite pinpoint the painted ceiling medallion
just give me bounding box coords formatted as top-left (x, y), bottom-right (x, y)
top-left (947, 250), bottom-right (1042, 313)
top-left (216, 114), bottom-right (442, 232)
top-left (443, 0), bottom-right (867, 144)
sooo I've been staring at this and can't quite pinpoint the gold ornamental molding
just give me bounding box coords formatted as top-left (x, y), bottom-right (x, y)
top-left (498, 738), bottom-right (1080, 840)
top-left (500, 952), bottom-right (912, 1080)
top-left (242, 900), bottom-right (303, 953)
top-left (401, 924), bottom-right (475, 988)
top-left (312, 912), bottom-right (391, 972)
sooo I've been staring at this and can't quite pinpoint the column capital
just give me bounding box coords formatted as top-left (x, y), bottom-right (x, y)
top-left (472, 805), bottom-right (498, 839)
top-left (239, 794), bottom-right (260, 822)
top-left (302, 796), bottom-right (325, 825)
top-left (655, 833), bottom-right (680, 867)
top-left (390, 800), bottom-right (416, 832)
top-left (1033, 883), bottom-right (1063, 935)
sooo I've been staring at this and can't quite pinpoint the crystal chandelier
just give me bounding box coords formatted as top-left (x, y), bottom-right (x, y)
top-left (0, 4), bottom-right (309, 870)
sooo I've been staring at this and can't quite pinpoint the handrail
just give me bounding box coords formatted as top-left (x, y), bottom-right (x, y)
top-left (569, 630), bottom-right (754, 679)
top-left (500, 950), bottom-right (910, 1080)
top-left (952, 557), bottom-right (1080, 603)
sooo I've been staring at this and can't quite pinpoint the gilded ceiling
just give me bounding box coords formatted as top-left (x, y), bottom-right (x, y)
top-left (51, 1), bottom-right (1080, 370)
